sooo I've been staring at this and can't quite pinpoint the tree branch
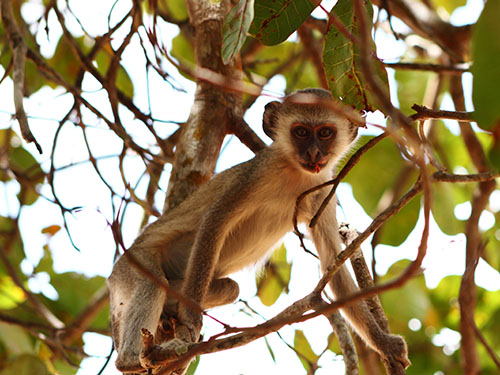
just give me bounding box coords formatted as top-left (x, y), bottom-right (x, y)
top-left (0, 0), bottom-right (42, 153)
top-left (410, 105), bottom-right (474, 122)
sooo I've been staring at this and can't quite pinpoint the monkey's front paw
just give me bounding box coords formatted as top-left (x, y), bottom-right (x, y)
top-left (381, 334), bottom-right (411, 370)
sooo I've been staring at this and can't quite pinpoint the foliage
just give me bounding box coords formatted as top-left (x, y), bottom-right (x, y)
top-left (0, 0), bottom-right (498, 374)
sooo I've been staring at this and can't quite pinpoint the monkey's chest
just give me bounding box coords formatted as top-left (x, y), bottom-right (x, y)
top-left (216, 209), bottom-right (293, 277)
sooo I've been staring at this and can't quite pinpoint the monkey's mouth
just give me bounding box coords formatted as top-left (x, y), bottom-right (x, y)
top-left (300, 161), bottom-right (327, 173)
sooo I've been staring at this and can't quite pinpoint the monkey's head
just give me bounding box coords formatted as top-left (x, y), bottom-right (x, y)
top-left (263, 88), bottom-right (359, 174)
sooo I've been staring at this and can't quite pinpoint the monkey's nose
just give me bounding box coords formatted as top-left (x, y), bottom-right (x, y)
top-left (307, 148), bottom-right (321, 163)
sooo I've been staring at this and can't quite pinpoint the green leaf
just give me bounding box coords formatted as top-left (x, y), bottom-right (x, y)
top-left (0, 276), bottom-right (26, 309)
top-left (150, 0), bottom-right (188, 20)
top-left (3, 354), bottom-right (48, 375)
top-left (488, 140), bottom-right (500, 170)
top-left (0, 24), bottom-right (47, 95)
top-left (283, 57), bottom-right (321, 92)
top-left (171, 31), bottom-right (195, 80)
top-left (249, 0), bottom-right (317, 46)
top-left (429, 276), bottom-right (461, 329)
top-left (429, 121), bottom-right (475, 173)
top-left (45, 272), bottom-right (108, 330)
top-left (483, 212), bottom-right (500, 271)
top-left (345, 136), bottom-right (420, 246)
top-left (222, 0), bottom-right (254, 64)
top-left (326, 332), bottom-right (340, 354)
top-left (0, 216), bottom-right (27, 275)
top-left (293, 330), bottom-right (318, 372)
top-left (8, 145), bottom-right (44, 206)
top-left (431, 182), bottom-right (464, 235)
top-left (0, 323), bottom-right (35, 355)
top-left (472, 0), bottom-right (500, 131)
top-left (245, 41), bottom-right (298, 78)
top-left (94, 45), bottom-right (134, 97)
top-left (256, 244), bottom-right (291, 306)
top-left (430, 0), bottom-right (466, 14)
top-left (395, 69), bottom-right (433, 115)
top-left (345, 136), bottom-right (415, 215)
top-left (380, 260), bottom-right (432, 328)
top-left (323, 0), bottom-right (388, 111)
top-left (185, 355), bottom-right (200, 375)
top-left (378, 189), bottom-right (421, 246)
top-left (48, 36), bottom-right (86, 85)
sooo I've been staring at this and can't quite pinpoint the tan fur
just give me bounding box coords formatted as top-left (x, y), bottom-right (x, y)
top-left (107, 89), bottom-right (408, 374)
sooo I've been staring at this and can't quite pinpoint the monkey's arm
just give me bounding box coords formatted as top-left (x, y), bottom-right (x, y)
top-left (309, 198), bottom-right (410, 368)
top-left (176, 191), bottom-right (247, 340)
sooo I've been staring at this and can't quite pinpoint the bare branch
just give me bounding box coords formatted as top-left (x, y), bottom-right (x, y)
top-left (410, 105), bottom-right (474, 122)
top-left (384, 62), bottom-right (469, 75)
top-left (0, 0), bottom-right (42, 153)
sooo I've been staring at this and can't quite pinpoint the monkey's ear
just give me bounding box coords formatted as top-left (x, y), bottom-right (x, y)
top-left (263, 101), bottom-right (281, 140)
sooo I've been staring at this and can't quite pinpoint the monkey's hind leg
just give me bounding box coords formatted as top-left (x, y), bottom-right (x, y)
top-left (108, 257), bottom-right (167, 373)
top-left (138, 277), bottom-right (240, 374)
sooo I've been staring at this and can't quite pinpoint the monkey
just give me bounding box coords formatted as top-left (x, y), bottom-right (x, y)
top-left (107, 88), bottom-right (410, 374)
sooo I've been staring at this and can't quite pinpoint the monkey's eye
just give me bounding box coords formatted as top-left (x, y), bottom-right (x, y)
top-left (317, 127), bottom-right (335, 139)
top-left (292, 126), bottom-right (310, 138)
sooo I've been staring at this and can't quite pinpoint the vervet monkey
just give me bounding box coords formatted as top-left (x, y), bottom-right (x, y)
top-left (108, 88), bottom-right (409, 373)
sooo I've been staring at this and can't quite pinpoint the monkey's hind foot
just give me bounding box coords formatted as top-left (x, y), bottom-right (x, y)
top-left (139, 328), bottom-right (191, 375)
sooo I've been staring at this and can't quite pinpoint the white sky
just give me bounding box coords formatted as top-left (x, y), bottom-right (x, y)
top-left (0, 0), bottom-right (498, 374)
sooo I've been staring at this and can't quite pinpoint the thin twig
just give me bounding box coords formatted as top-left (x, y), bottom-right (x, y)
top-left (384, 62), bottom-right (469, 75)
top-left (410, 105), bottom-right (474, 122)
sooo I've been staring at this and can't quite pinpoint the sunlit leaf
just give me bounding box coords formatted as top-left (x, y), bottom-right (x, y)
top-left (380, 260), bottom-right (433, 329)
top-left (0, 25), bottom-right (46, 95)
top-left (395, 69), bottom-right (433, 115)
top-left (185, 355), bottom-right (200, 375)
top-left (429, 276), bottom-right (461, 329)
top-left (2, 354), bottom-right (48, 375)
top-left (95, 44), bottom-right (134, 97)
top-left (472, 0), bottom-right (500, 132)
top-left (345, 136), bottom-right (419, 246)
top-left (326, 332), bottom-right (341, 354)
top-left (245, 41), bottom-right (297, 78)
top-left (148, 0), bottom-right (188, 20)
top-left (222, 0), bottom-right (254, 64)
top-left (431, 182), bottom-right (464, 235)
top-left (256, 244), bottom-right (291, 306)
top-left (0, 323), bottom-right (34, 355)
top-left (41, 225), bottom-right (61, 237)
top-left (283, 57), bottom-right (321, 92)
top-left (431, 0), bottom-right (466, 14)
top-left (0, 216), bottom-right (27, 275)
top-left (293, 330), bottom-right (318, 372)
top-left (323, 0), bottom-right (388, 111)
top-left (377, 190), bottom-right (421, 246)
top-left (483, 212), bottom-right (500, 271)
top-left (249, 0), bottom-right (317, 45)
top-left (48, 36), bottom-right (86, 86)
top-left (0, 276), bottom-right (26, 309)
top-left (171, 32), bottom-right (195, 80)
top-left (44, 271), bottom-right (108, 330)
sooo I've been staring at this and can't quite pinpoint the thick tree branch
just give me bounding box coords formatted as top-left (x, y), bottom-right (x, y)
top-left (163, 0), bottom-right (243, 212)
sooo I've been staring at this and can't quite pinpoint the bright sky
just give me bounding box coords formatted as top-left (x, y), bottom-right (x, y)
top-left (0, 0), bottom-right (498, 374)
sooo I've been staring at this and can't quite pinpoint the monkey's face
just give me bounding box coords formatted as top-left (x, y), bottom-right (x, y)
top-left (290, 122), bottom-right (337, 173)
top-left (263, 90), bottom-right (359, 174)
